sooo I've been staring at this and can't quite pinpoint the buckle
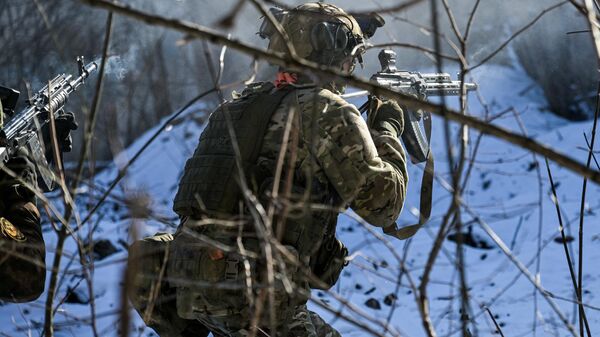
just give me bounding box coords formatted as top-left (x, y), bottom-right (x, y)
top-left (224, 256), bottom-right (240, 281)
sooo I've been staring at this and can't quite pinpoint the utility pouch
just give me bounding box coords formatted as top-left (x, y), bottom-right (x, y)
top-left (309, 235), bottom-right (348, 290)
top-left (127, 233), bottom-right (211, 337)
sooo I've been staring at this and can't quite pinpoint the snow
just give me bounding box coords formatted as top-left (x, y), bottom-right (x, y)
top-left (1, 62), bottom-right (599, 337)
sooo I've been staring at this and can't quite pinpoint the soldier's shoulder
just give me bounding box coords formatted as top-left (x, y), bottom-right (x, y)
top-left (296, 87), bottom-right (354, 110)
top-left (209, 81), bottom-right (275, 116)
top-left (231, 81), bottom-right (275, 100)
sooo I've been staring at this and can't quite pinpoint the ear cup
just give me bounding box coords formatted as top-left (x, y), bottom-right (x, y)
top-left (311, 22), bottom-right (335, 50)
top-left (333, 25), bottom-right (349, 50)
top-left (310, 22), bottom-right (349, 51)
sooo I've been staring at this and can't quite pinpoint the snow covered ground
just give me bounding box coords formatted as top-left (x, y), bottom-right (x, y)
top-left (1, 61), bottom-right (598, 337)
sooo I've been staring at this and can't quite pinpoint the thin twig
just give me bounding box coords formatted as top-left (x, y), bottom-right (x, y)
top-left (509, 107), bottom-right (545, 336)
top-left (463, 0), bottom-right (481, 42)
top-left (364, 42), bottom-right (460, 62)
top-left (577, 82), bottom-right (600, 337)
top-left (348, 0), bottom-right (424, 15)
top-left (440, 0), bottom-right (464, 43)
top-left (469, 1), bottom-right (569, 71)
top-left (485, 307), bottom-right (506, 337)
top-left (545, 158), bottom-right (592, 336)
top-left (463, 205), bottom-right (579, 337)
top-left (249, 0), bottom-right (297, 58)
top-left (72, 12), bottom-right (113, 190)
top-left (573, 1), bottom-right (600, 332)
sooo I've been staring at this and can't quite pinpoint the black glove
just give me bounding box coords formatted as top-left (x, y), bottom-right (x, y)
top-left (54, 111), bottom-right (78, 152)
top-left (367, 98), bottom-right (404, 137)
top-left (42, 111), bottom-right (78, 153)
top-left (0, 148), bottom-right (38, 204)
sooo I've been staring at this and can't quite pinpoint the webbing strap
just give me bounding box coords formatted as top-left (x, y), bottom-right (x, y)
top-left (384, 111), bottom-right (434, 240)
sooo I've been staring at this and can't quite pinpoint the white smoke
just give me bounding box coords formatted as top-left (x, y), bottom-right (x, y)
top-left (93, 46), bottom-right (140, 81)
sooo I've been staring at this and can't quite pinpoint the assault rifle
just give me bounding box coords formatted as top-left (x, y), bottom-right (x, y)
top-left (343, 49), bottom-right (478, 239)
top-left (0, 57), bottom-right (98, 191)
top-left (344, 49), bottom-right (477, 163)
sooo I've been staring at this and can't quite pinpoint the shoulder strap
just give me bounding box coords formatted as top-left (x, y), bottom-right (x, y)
top-left (384, 111), bottom-right (434, 240)
top-left (245, 87), bottom-right (293, 165)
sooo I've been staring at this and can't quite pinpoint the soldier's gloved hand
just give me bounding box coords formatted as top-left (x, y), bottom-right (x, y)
top-left (0, 149), bottom-right (38, 204)
top-left (54, 111), bottom-right (78, 152)
top-left (367, 98), bottom-right (404, 137)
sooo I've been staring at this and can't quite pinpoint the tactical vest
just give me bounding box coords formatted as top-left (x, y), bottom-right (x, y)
top-left (173, 83), bottom-right (348, 289)
top-left (173, 82), bottom-right (291, 217)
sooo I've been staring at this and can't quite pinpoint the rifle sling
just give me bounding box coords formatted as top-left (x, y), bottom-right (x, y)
top-left (384, 111), bottom-right (434, 240)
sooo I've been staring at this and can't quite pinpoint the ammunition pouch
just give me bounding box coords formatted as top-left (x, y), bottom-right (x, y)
top-left (127, 233), bottom-right (211, 337)
top-left (167, 227), bottom-right (305, 330)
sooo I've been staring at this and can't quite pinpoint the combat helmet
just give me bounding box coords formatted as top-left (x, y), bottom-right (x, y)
top-left (259, 2), bottom-right (384, 72)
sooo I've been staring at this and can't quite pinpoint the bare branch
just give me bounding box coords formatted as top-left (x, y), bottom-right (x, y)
top-left (464, 0), bottom-right (481, 42)
top-left (348, 0), bottom-right (425, 15)
top-left (364, 42), bottom-right (460, 62)
top-left (485, 307), bottom-right (506, 337)
top-left (440, 0), bottom-right (464, 43)
top-left (545, 158), bottom-right (592, 336)
top-left (469, 1), bottom-right (569, 71)
top-left (72, 12), bottom-right (113, 191)
top-left (464, 204), bottom-right (580, 337)
top-left (575, 82), bottom-right (599, 337)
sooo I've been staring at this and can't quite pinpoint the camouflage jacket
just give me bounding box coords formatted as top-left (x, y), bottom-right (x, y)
top-left (259, 86), bottom-right (408, 227)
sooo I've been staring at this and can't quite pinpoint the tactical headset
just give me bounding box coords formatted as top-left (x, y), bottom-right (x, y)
top-left (259, 6), bottom-right (384, 67)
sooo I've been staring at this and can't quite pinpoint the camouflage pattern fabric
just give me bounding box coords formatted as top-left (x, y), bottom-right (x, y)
top-left (167, 226), bottom-right (303, 336)
top-left (127, 233), bottom-right (214, 337)
top-left (307, 309), bottom-right (342, 337)
top-left (287, 305), bottom-right (341, 337)
top-left (0, 150), bottom-right (45, 302)
top-left (260, 86), bottom-right (408, 227)
top-left (162, 83), bottom-right (407, 336)
top-left (167, 226), bottom-right (342, 337)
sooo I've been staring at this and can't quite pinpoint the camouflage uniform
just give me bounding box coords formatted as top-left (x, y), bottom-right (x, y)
top-left (161, 83), bottom-right (408, 337)
top-left (0, 98), bottom-right (46, 302)
top-left (129, 3), bottom-right (406, 336)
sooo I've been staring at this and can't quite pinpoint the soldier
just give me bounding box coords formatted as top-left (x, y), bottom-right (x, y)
top-left (0, 90), bottom-right (46, 302)
top-left (0, 87), bottom-right (77, 302)
top-left (129, 2), bottom-right (407, 336)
